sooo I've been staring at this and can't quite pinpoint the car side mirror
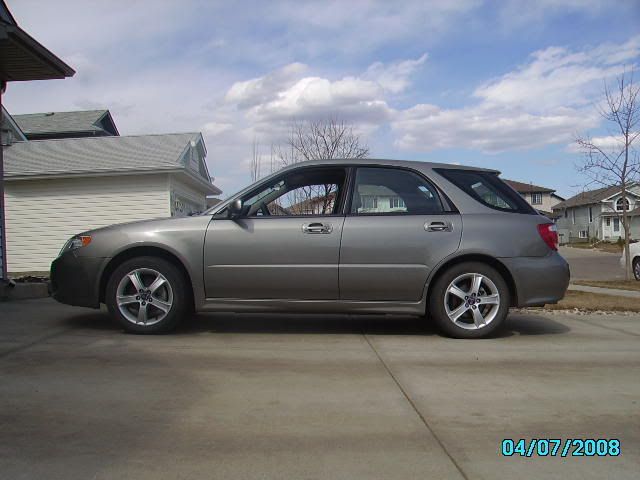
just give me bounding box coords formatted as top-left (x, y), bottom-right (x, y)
top-left (228, 198), bottom-right (244, 219)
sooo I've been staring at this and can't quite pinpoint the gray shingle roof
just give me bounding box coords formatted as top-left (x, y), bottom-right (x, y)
top-left (4, 133), bottom-right (201, 178)
top-left (12, 110), bottom-right (109, 135)
top-left (503, 179), bottom-right (554, 194)
top-left (552, 185), bottom-right (621, 210)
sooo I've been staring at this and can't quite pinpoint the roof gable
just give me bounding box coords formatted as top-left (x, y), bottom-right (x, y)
top-left (12, 109), bottom-right (118, 138)
top-left (1, 106), bottom-right (27, 142)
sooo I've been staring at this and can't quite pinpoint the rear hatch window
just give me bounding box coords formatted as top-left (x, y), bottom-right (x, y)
top-left (434, 168), bottom-right (536, 214)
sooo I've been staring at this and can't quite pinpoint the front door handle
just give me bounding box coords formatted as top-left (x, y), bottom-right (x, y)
top-left (425, 221), bottom-right (453, 232)
top-left (302, 222), bottom-right (333, 234)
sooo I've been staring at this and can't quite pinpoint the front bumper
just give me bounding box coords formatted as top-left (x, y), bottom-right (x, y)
top-left (50, 253), bottom-right (107, 308)
top-left (501, 252), bottom-right (570, 307)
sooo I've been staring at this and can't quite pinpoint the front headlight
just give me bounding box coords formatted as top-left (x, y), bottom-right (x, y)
top-left (59, 235), bottom-right (92, 256)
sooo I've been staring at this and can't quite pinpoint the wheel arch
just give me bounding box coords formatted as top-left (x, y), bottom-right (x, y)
top-left (99, 245), bottom-right (195, 308)
top-left (424, 253), bottom-right (518, 309)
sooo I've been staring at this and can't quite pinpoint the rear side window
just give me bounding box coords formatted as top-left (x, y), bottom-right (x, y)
top-left (350, 167), bottom-right (444, 215)
top-left (434, 169), bottom-right (535, 213)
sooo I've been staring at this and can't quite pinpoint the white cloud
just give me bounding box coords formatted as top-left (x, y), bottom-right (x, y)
top-left (393, 104), bottom-right (598, 152)
top-left (201, 122), bottom-right (234, 137)
top-left (498, 0), bottom-right (639, 28)
top-left (249, 76), bottom-right (390, 124)
top-left (474, 37), bottom-right (640, 111)
top-left (225, 63), bottom-right (308, 108)
top-left (364, 53), bottom-right (428, 94)
top-left (392, 37), bottom-right (639, 153)
top-left (224, 54), bottom-right (430, 133)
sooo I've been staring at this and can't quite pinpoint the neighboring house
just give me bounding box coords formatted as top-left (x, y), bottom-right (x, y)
top-left (3, 131), bottom-right (221, 273)
top-left (12, 109), bottom-right (119, 139)
top-left (503, 179), bottom-right (564, 216)
top-left (552, 184), bottom-right (640, 244)
top-left (0, 0), bottom-right (75, 282)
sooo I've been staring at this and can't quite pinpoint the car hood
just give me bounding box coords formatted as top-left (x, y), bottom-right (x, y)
top-left (81, 215), bottom-right (211, 236)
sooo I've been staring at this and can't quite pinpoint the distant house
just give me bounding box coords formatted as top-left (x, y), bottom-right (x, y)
top-left (12, 109), bottom-right (119, 139)
top-left (503, 179), bottom-right (564, 216)
top-left (552, 184), bottom-right (640, 244)
top-left (3, 109), bottom-right (221, 273)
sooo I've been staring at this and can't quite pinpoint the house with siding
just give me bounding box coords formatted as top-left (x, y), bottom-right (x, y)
top-left (503, 179), bottom-right (564, 216)
top-left (2, 109), bottom-right (221, 273)
top-left (552, 184), bottom-right (640, 244)
top-left (0, 0), bottom-right (75, 282)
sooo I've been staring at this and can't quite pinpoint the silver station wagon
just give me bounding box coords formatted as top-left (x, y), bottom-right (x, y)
top-left (51, 159), bottom-right (569, 338)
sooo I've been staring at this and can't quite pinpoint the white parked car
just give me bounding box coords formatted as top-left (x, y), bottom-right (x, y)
top-left (621, 240), bottom-right (640, 280)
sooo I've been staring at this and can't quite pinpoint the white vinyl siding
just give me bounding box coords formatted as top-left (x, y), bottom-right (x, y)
top-left (4, 174), bottom-right (170, 273)
top-left (0, 209), bottom-right (4, 278)
top-left (169, 176), bottom-right (207, 216)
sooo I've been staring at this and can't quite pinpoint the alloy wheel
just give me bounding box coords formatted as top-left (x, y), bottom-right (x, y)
top-left (444, 273), bottom-right (501, 330)
top-left (116, 268), bottom-right (174, 326)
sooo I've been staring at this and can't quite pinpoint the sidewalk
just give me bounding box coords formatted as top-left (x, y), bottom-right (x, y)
top-left (568, 284), bottom-right (640, 299)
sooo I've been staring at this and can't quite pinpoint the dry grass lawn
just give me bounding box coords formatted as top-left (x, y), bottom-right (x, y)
top-left (567, 242), bottom-right (623, 254)
top-left (572, 280), bottom-right (640, 292)
top-left (538, 290), bottom-right (640, 312)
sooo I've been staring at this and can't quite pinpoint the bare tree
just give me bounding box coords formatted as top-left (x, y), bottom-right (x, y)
top-left (250, 137), bottom-right (261, 182)
top-left (270, 118), bottom-right (369, 215)
top-left (275, 118), bottom-right (369, 165)
top-left (576, 70), bottom-right (640, 280)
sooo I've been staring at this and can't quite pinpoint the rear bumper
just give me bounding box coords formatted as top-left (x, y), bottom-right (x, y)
top-left (50, 253), bottom-right (106, 308)
top-left (501, 252), bottom-right (570, 307)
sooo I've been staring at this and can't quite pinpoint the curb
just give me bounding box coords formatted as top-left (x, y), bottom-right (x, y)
top-left (0, 282), bottom-right (51, 301)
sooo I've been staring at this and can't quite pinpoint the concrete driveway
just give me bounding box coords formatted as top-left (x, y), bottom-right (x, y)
top-left (559, 246), bottom-right (625, 280)
top-left (0, 299), bottom-right (638, 480)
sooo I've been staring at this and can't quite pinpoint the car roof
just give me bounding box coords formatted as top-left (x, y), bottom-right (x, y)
top-left (278, 158), bottom-right (500, 174)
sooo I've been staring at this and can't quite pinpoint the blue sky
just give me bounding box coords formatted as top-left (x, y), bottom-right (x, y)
top-left (4, 0), bottom-right (640, 198)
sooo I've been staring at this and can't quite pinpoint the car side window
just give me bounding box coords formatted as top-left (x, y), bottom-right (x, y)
top-left (244, 167), bottom-right (347, 217)
top-left (350, 167), bottom-right (444, 215)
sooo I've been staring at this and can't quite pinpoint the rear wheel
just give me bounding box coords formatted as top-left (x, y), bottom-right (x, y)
top-left (634, 258), bottom-right (640, 281)
top-left (106, 256), bottom-right (190, 334)
top-left (429, 262), bottom-right (509, 339)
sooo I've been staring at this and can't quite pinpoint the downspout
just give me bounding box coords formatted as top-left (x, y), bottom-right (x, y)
top-left (0, 80), bottom-right (7, 280)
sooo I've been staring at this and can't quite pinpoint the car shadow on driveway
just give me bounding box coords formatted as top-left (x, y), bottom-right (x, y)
top-left (62, 310), bottom-right (570, 338)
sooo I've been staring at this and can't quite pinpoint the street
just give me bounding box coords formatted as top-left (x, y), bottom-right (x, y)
top-left (559, 246), bottom-right (625, 280)
top-left (0, 298), bottom-right (638, 480)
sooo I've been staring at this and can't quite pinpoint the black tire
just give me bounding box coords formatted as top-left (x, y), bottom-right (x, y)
top-left (428, 262), bottom-right (510, 339)
top-left (105, 256), bottom-right (191, 334)
top-left (634, 258), bottom-right (640, 281)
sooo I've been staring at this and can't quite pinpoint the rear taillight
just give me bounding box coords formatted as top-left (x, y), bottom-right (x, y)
top-left (537, 223), bottom-right (558, 251)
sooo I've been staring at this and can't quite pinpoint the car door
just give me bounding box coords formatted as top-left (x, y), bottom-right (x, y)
top-left (339, 166), bottom-right (462, 301)
top-left (203, 166), bottom-right (348, 300)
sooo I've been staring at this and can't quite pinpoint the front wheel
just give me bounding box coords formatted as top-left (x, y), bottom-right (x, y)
top-left (105, 256), bottom-right (190, 334)
top-left (634, 258), bottom-right (640, 281)
top-left (429, 262), bottom-right (510, 339)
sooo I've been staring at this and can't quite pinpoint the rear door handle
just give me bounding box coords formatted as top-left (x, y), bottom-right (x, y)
top-left (302, 222), bottom-right (333, 234)
top-left (425, 221), bottom-right (453, 232)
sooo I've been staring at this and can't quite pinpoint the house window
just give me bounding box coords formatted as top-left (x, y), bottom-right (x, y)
top-left (564, 209), bottom-right (568, 218)
top-left (589, 207), bottom-right (593, 223)
top-left (531, 192), bottom-right (543, 205)
top-left (616, 197), bottom-right (630, 211)
top-left (389, 196), bottom-right (405, 209)
top-left (606, 218), bottom-right (611, 227)
top-left (572, 209), bottom-right (576, 225)
top-left (614, 218), bottom-right (620, 232)
top-left (361, 196), bottom-right (378, 210)
top-left (579, 230), bottom-right (588, 239)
